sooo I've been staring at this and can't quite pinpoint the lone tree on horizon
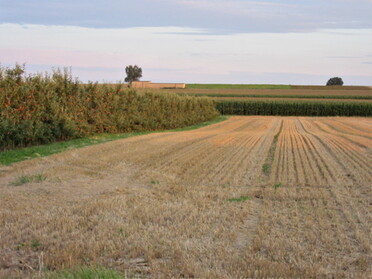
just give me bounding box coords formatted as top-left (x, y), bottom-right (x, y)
top-left (326, 77), bottom-right (344, 86)
top-left (125, 65), bottom-right (142, 86)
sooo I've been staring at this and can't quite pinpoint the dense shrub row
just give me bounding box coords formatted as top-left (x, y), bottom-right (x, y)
top-left (0, 65), bottom-right (218, 150)
top-left (216, 100), bottom-right (372, 116)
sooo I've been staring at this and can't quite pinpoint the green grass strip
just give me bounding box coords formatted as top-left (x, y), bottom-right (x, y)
top-left (0, 116), bottom-right (228, 166)
top-left (186, 93), bottom-right (372, 100)
top-left (228, 196), bottom-right (250, 202)
top-left (186, 84), bottom-right (291, 89)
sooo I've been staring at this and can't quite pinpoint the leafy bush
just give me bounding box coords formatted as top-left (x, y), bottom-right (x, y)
top-left (326, 77), bottom-right (344, 86)
top-left (0, 64), bottom-right (218, 150)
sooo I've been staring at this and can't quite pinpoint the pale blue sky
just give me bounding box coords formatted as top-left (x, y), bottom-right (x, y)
top-left (1, 0), bottom-right (371, 84)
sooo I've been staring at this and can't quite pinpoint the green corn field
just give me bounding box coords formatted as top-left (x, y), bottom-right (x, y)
top-left (216, 100), bottom-right (372, 116)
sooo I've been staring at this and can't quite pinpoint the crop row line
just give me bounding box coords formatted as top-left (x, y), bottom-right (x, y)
top-left (216, 100), bottom-right (372, 116)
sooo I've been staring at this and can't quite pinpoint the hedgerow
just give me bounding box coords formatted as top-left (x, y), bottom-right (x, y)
top-left (0, 64), bottom-right (218, 150)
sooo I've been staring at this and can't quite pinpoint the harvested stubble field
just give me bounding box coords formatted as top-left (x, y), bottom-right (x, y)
top-left (0, 116), bottom-right (371, 278)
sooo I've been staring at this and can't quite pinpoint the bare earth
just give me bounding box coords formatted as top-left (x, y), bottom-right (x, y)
top-left (0, 116), bottom-right (371, 278)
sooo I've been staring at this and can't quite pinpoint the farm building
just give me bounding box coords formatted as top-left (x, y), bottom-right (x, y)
top-left (131, 81), bottom-right (185, 89)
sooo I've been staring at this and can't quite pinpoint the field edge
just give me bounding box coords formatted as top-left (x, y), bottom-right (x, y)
top-left (0, 116), bottom-right (229, 166)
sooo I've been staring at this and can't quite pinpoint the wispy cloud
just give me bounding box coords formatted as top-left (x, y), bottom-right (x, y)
top-left (168, 0), bottom-right (298, 15)
top-left (1, 0), bottom-right (371, 34)
top-left (328, 56), bottom-right (359, 59)
top-left (1, 24), bottom-right (371, 84)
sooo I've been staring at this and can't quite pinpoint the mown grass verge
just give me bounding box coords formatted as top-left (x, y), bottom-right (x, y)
top-left (0, 116), bottom-right (228, 166)
top-left (217, 100), bottom-right (372, 116)
top-left (186, 84), bottom-right (291, 89)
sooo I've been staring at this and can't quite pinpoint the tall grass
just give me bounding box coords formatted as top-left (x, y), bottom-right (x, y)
top-left (217, 100), bottom-right (372, 116)
top-left (0, 64), bottom-right (218, 150)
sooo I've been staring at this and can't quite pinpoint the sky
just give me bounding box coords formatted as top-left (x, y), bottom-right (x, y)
top-left (0, 0), bottom-right (371, 85)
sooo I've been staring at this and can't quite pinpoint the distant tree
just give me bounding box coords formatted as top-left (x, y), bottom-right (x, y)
top-left (326, 77), bottom-right (344, 86)
top-left (125, 65), bottom-right (142, 86)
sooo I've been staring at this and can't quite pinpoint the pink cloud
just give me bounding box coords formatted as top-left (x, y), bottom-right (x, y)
top-left (0, 48), bottom-right (131, 68)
